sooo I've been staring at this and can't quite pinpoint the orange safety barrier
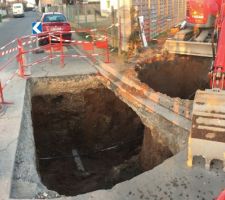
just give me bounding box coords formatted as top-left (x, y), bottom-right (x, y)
top-left (0, 81), bottom-right (4, 104)
top-left (217, 190), bottom-right (225, 200)
top-left (82, 42), bottom-right (94, 51)
top-left (95, 41), bottom-right (108, 49)
top-left (0, 28), bottom-right (111, 108)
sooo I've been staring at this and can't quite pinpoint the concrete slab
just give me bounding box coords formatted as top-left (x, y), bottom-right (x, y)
top-left (0, 78), bottom-right (26, 200)
top-left (19, 150), bottom-right (223, 200)
top-left (69, 150), bottom-right (225, 200)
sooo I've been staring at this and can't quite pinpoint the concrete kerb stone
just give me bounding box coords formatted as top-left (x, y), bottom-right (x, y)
top-left (72, 45), bottom-right (192, 130)
top-left (0, 77), bottom-right (27, 199)
top-left (69, 45), bottom-right (192, 154)
top-left (0, 104), bottom-right (7, 117)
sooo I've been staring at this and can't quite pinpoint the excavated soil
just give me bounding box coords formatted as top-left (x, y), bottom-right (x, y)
top-left (138, 55), bottom-right (211, 99)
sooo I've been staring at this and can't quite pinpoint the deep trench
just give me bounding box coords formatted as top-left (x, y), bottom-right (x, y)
top-left (32, 87), bottom-right (173, 196)
top-left (138, 55), bottom-right (212, 100)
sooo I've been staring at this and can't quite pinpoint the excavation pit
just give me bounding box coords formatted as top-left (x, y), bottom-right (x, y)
top-left (138, 55), bottom-right (211, 100)
top-left (11, 76), bottom-right (173, 198)
top-left (32, 87), bottom-right (145, 196)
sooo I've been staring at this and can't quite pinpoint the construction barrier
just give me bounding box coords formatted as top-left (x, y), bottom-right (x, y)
top-left (0, 29), bottom-right (110, 109)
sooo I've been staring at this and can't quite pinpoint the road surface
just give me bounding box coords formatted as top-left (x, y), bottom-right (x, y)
top-left (0, 11), bottom-right (38, 47)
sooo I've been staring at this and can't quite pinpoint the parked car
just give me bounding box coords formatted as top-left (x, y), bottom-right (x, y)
top-left (38, 12), bottom-right (72, 45)
top-left (12, 3), bottom-right (24, 18)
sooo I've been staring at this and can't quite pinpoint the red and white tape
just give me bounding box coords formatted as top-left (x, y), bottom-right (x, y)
top-left (21, 35), bottom-right (49, 46)
top-left (50, 34), bottom-right (106, 44)
top-left (22, 39), bottom-right (37, 46)
top-left (0, 39), bottom-right (16, 51)
top-left (26, 55), bottom-right (54, 67)
top-left (26, 53), bottom-right (100, 67)
top-left (60, 53), bottom-right (99, 58)
top-left (0, 35), bottom-right (51, 57)
top-left (50, 34), bottom-right (88, 43)
top-left (0, 47), bottom-right (18, 57)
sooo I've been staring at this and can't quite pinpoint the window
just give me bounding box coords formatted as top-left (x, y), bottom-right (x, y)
top-left (43, 14), bottom-right (67, 22)
top-left (13, 5), bottom-right (22, 8)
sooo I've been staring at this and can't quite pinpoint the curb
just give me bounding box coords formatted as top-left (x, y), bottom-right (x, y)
top-left (0, 104), bottom-right (5, 116)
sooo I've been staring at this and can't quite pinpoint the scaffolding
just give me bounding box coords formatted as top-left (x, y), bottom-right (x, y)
top-left (131, 0), bottom-right (186, 41)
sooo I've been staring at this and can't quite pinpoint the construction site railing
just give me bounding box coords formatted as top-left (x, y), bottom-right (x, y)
top-left (0, 29), bottom-right (110, 109)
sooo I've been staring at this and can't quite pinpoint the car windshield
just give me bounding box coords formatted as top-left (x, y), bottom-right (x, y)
top-left (43, 14), bottom-right (66, 22)
top-left (13, 5), bottom-right (22, 8)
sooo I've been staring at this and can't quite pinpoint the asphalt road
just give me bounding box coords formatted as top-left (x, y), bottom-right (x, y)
top-left (0, 11), bottom-right (38, 47)
top-left (0, 11), bottom-right (40, 85)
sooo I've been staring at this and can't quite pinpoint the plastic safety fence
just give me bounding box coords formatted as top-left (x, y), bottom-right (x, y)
top-left (0, 29), bottom-right (110, 106)
top-left (132, 0), bottom-right (186, 41)
top-left (45, 29), bottom-right (110, 64)
top-left (0, 38), bottom-right (20, 105)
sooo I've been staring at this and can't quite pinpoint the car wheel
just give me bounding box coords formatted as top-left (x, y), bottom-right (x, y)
top-left (39, 38), bottom-right (49, 46)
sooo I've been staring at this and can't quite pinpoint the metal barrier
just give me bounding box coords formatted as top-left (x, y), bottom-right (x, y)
top-left (0, 38), bottom-right (18, 105)
top-left (0, 29), bottom-right (110, 108)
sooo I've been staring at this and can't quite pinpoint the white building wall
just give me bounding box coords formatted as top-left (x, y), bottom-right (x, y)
top-left (100, 0), bottom-right (118, 17)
